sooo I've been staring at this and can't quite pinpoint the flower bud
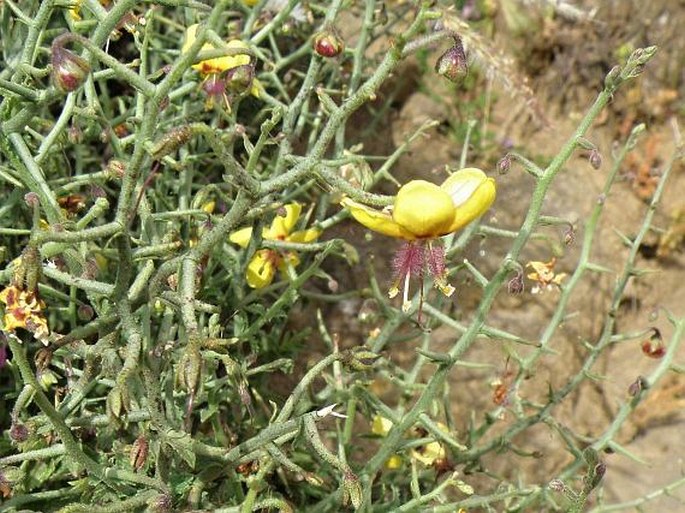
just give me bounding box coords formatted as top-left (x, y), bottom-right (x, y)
top-left (435, 37), bottom-right (468, 84)
top-left (51, 43), bottom-right (90, 93)
top-left (341, 347), bottom-right (382, 371)
top-left (313, 30), bottom-right (344, 58)
top-left (225, 64), bottom-right (255, 95)
top-left (497, 154), bottom-right (512, 175)
top-left (342, 471), bottom-right (363, 509)
top-left (563, 226), bottom-right (576, 246)
top-left (10, 422), bottom-right (29, 442)
top-left (507, 271), bottom-right (524, 295)
top-left (77, 304), bottom-right (95, 321)
top-left (589, 148), bottom-right (602, 170)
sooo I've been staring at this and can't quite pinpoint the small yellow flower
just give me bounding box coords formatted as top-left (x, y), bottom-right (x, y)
top-left (0, 285), bottom-right (50, 345)
top-left (341, 168), bottom-right (496, 241)
top-left (229, 204), bottom-right (321, 289)
top-left (182, 24), bottom-right (251, 75)
top-left (371, 415), bottom-right (451, 468)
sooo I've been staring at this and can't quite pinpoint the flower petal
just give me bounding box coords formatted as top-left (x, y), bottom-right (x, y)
top-left (183, 25), bottom-right (251, 74)
top-left (288, 228), bottom-right (321, 243)
top-left (441, 169), bottom-right (496, 233)
top-left (392, 180), bottom-right (455, 238)
top-left (229, 226), bottom-right (254, 248)
top-left (246, 250), bottom-right (277, 288)
top-left (341, 198), bottom-right (415, 239)
top-left (266, 203), bottom-right (302, 240)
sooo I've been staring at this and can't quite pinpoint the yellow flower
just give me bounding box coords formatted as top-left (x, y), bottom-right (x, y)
top-left (182, 24), bottom-right (252, 75)
top-left (229, 204), bottom-right (321, 289)
top-left (69, 0), bottom-right (82, 20)
top-left (371, 415), bottom-right (451, 468)
top-left (0, 285), bottom-right (50, 345)
top-left (341, 168), bottom-right (496, 241)
top-left (342, 168), bottom-right (495, 313)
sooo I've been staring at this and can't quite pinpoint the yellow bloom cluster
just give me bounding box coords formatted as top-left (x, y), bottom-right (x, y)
top-left (230, 204), bottom-right (320, 289)
top-left (341, 168), bottom-right (496, 240)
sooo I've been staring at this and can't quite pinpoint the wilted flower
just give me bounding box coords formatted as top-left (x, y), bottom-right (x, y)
top-left (526, 258), bottom-right (566, 293)
top-left (230, 204), bottom-right (321, 289)
top-left (0, 285), bottom-right (49, 345)
top-left (342, 168), bottom-right (496, 311)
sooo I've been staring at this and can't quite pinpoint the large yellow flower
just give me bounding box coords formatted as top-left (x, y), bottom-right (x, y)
top-left (229, 204), bottom-right (321, 289)
top-left (341, 168), bottom-right (496, 313)
top-left (341, 168), bottom-right (496, 240)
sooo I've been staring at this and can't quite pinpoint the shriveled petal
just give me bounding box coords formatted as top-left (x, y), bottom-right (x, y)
top-left (266, 203), bottom-right (302, 240)
top-left (288, 228), bottom-right (321, 243)
top-left (246, 250), bottom-right (277, 289)
top-left (392, 180), bottom-right (456, 238)
top-left (229, 226), bottom-right (254, 248)
top-left (341, 198), bottom-right (415, 239)
top-left (442, 169), bottom-right (496, 233)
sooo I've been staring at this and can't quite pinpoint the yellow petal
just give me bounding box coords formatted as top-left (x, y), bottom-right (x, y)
top-left (246, 250), bottom-right (276, 288)
top-left (371, 415), bottom-right (393, 436)
top-left (229, 226), bottom-right (254, 248)
top-left (392, 180), bottom-right (456, 238)
top-left (385, 455), bottom-right (403, 469)
top-left (288, 228), bottom-right (321, 243)
top-left (341, 198), bottom-right (415, 239)
top-left (411, 440), bottom-right (445, 466)
top-left (266, 203), bottom-right (302, 239)
top-left (441, 168), bottom-right (496, 233)
top-left (183, 25), bottom-right (251, 74)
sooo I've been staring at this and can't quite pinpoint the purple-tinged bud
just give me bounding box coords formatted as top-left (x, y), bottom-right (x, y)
top-left (508, 271), bottom-right (524, 295)
top-left (628, 375), bottom-right (648, 397)
top-left (24, 192), bottom-right (40, 208)
top-left (497, 154), bottom-right (512, 175)
top-left (435, 37), bottom-right (468, 84)
top-left (313, 30), bottom-right (344, 58)
top-left (77, 304), bottom-right (95, 321)
top-left (10, 422), bottom-right (29, 442)
top-left (589, 148), bottom-right (602, 169)
top-left (51, 41), bottom-right (90, 93)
